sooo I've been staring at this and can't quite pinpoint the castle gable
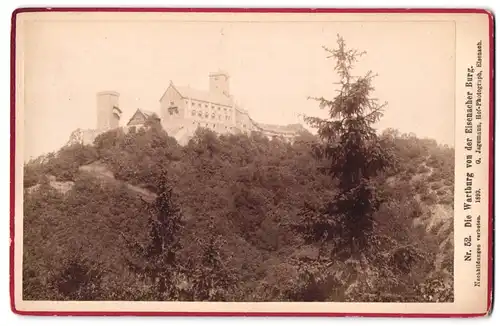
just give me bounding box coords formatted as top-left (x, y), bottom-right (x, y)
top-left (127, 109), bottom-right (160, 127)
top-left (159, 83), bottom-right (183, 103)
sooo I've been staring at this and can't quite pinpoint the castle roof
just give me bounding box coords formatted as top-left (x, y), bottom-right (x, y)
top-left (138, 109), bottom-right (158, 118)
top-left (168, 83), bottom-right (234, 107)
top-left (126, 108), bottom-right (160, 126)
top-left (209, 69), bottom-right (229, 77)
top-left (256, 123), bottom-right (305, 135)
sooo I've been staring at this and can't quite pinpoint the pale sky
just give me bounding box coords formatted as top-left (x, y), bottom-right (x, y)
top-left (21, 17), bottom-right (456, 159)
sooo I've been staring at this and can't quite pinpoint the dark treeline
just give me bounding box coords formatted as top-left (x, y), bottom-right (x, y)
top-left (22, 36), bottom-right (454, 302)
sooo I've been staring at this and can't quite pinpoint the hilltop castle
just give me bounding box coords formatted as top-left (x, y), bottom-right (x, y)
top-left (67, 71), bottom-right (305, 146)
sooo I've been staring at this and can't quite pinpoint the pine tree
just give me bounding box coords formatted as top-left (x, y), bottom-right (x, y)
top-left (299, 35), bottom-right (395, 258)
top-left (126, 168), bottom-right (185, 300)
top-left (187, 219), bottom-right (238, 301)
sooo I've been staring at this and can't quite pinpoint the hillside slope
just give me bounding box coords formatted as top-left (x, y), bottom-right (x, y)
top-left (22, 126), bottom-right (454, 302)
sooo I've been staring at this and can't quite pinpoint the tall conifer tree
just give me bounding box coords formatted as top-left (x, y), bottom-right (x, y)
top-left (299, 35), bottom-right (395, 258)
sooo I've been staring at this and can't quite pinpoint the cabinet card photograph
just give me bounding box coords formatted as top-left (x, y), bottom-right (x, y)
top-left (11, 8), bottom-right (493, 317)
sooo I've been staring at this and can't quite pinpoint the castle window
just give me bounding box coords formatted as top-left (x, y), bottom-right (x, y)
top-left (205, 104), bottom-right (208, 108)
top-left (218, 107), bottom-right (220, 110)
top-left (168, 106), bottom-right (179, 115)
top-left (211, 113), bottom-right (216, 119)
top-left (204, 112), bottom-right (209, 118)
top-left (213, 124), bottom-right (216, 128)
top-left (211, 105), bottom-right (214, 109)
top-left (198, 103), bottom-right (201, 107)
top-left (198, 111), bottom-right (202, 117)
top-left (191, 110), bottom-right (196, 116)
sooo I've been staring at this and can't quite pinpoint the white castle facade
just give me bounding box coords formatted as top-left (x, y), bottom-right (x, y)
top-left (68, 71), bottom-right (305, 146)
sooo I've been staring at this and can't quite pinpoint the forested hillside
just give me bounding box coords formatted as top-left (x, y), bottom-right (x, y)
top-left (22, 123), bottom-right (454, 302)
top-left (22, 36), bottom-right (455, 302)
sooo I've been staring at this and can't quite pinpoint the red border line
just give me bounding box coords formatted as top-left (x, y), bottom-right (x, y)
top-left (5, 311), bottom-right (492, 317)
top-left (10, 7), bottom-right (495, 318)
top-left (10, 5), bottom-right (17, 318)
top-left (9, 7), bottom-right (495, 15)
top-left (487, 6), bottom-right (495, 317)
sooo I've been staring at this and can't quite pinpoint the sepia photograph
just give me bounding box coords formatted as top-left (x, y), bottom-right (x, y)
top-left (12, 9), bottom-right (492, 316)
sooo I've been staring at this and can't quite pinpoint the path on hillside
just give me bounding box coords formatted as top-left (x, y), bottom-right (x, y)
top-left (26, 161), bottom-right (158, 204)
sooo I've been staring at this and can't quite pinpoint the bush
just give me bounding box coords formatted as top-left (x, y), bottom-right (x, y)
top-left (417, 165), bottom-right (430, 174)
top-left (427, 156), bottom-right (441, 168)
top-left (436, 188), bottom-right (447, 196)
top-left (438, 196), bottom-right (453, 206)
top-left (421, 192), bottom-right (438, 205)
top-left (407, 166), bottom-right (417, 174)
top-left (430, 182), bottom-right (441, 190)
top-left (427, 172), bottom-right (440, 182)
top-left (43, 144), bottom-right (99, 181)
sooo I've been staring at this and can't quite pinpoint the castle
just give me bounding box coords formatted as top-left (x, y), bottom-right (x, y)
top-left (67, 71), bottom-right (305, 146)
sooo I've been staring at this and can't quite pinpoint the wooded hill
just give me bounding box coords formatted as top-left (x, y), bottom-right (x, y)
top-left (22, 36), bottom-right (455, 302)
top-left (23, 123), bottom-right (454, 302)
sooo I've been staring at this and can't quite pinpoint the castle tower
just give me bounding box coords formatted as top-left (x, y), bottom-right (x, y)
top-left (209, 71), bottom-right (230, 97)
top-left (96, 91), bottom-right (122, 130)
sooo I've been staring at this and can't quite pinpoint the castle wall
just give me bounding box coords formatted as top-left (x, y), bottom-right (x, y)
top-left (70, 75), bottom-right (304, 149)
top-left (184, 98), bottom-right (235, 135)
top-left (67, 128), bottom-right (109, 147)
top-left (209, 72), bottom-right (230, 96)
top-left (97, 91), bottom-right (120, 130)
top-left (234, 109), bottom-right (256, 134)
top-left (160, 86), bottom-right (186, 134)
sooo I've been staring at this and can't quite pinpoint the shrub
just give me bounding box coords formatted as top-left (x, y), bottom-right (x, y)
top-left (430, 182), bottom-right (441, 190)
top-left (417, 165), bottom-right (430, 174)
top-left (427, 156), bottom-right (441, 168)
top-left (436, 188), bottom-right (447, 196)
top-left (407, 166), bottom-right (417, 174)
top-left (421, 192), bottom-right (438, 205)
top-left (41, 144), bottom-right (98, 181)
top-left (427, 172), bottom-right (440, 182)
top-left (438, 196), bottom-right (453, 206)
